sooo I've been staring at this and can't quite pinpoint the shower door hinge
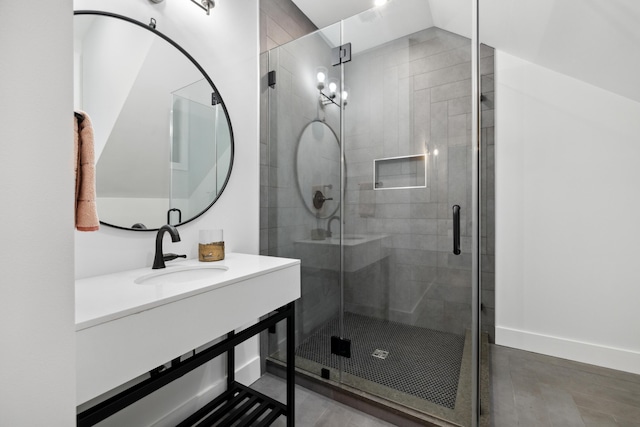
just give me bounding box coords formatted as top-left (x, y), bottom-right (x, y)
top-left (331, 336), bottom-right (351, 358)
top-left (268, 70), bottom-right (276, 88)
top-left (211, 92), bottom-right (221, 106)
top-left (331, 43), bottom-right (352, 66)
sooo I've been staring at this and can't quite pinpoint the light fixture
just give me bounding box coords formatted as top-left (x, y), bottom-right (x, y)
top-left (328, 80), bottom-right (337, 95)
top-left (374, 0), bottom-right (388, 7)
top-left (316, 69), bottom-right (348, 108)
top-left (191, 0), bottom-right (215, 15)
top-left (316, 67), bottom-right (327, 90)
top-left (150, 0), bottom-right (216, 15)
top-left (342, 89), bottom-right (349, 106)
top-left (433, 148), bottom-right (439, 156)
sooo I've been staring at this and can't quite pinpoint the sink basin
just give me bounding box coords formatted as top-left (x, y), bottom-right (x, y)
top-left (134, 264), bottom-right (229, 285)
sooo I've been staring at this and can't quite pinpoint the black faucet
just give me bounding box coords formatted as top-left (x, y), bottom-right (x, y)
top-left (326, 215), bottom-right (341, 238)
top-left (153, 225), bottom-right (182, 269)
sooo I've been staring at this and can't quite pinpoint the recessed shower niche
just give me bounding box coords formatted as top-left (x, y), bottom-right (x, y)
top-left (374, 154), bottom-right (427, 190)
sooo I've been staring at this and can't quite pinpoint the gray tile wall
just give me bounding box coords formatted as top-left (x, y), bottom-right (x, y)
top-left (341, 28), bottom-right (496, 339)
top-left (480, 46), bottom-right (496, 341)
top-left (259, 0), bottom-right (317, 260)
top-left (259, 0), bottom-right (317, 53)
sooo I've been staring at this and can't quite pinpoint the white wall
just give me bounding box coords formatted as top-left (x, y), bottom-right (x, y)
top-left (73, 0), bottom-right (260, 424)
top-left (495, 51), bottom-right (640, 374)
top-left (97, 197), bottom-right (168, 228)
top-left (0, 1), bottom-right (76, 426)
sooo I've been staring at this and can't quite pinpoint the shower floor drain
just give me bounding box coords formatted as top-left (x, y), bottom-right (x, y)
top-left (372, 349), bottom-right (389, 359)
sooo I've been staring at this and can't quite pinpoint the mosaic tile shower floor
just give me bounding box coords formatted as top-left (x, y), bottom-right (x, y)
top-left (295, 312), bottom-right (465, 410)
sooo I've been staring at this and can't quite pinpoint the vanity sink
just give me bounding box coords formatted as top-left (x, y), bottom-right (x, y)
top-left (76, 253), bottom-right (300, 405)
top-left (134, 264), bottom-right (229, 285)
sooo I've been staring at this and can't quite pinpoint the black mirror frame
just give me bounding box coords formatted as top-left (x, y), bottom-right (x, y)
top-left (74, 10), bottom-right (235, 232)
top-left (294, 119), bottom-right (344, 219)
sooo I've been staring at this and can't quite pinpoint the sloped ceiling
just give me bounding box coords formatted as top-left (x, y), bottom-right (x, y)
top-left (342, 0), bottom-right (434, 54)
top-left (291, 0), bottom-right (376, 29)
top-left (481, 0), bottom-right (640, 104)
top-left (293, 0), bottom-right (640, 103)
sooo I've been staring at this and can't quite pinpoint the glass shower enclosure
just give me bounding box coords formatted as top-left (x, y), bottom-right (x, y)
top-left (261, 1), bottom-right (492, 425)
top-left (170, 79), bottom-right (232, 224)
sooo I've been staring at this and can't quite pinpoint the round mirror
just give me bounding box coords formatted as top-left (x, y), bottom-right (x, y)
top-left (295, 120), bottom-right (342, 218)
top-left (74, 11), bottom-right (234, 231)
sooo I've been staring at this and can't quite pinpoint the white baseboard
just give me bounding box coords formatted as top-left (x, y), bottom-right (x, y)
top-left (149, 355), bottom-right (262, 427)
top-left (496, 326), bottom-right (640, 375)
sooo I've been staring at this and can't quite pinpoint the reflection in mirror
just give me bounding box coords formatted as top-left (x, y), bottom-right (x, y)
top-left (295, 120), bottom-right (342, 218)
top-left (73, 12), bottom-right (233, 230)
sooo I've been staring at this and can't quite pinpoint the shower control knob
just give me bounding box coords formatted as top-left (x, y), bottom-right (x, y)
top-left (313, 190), bottom-right (333, 209)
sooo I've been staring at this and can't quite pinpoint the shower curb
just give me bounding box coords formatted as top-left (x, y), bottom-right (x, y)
top-left (266, 359), bottom-right (452, 427)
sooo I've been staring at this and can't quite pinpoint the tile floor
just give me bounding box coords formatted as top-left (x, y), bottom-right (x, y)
top-left (491, 344), bottom-right (640, 427)
top-left (252, 344), bottom-right (640, 426)
top-left (250, 374), bottom-right (394, 427)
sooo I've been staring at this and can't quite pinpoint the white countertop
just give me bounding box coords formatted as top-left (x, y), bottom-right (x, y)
top-left (75, 253), bottom-right (300, 331)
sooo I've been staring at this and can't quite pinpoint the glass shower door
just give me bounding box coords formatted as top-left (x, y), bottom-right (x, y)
top-left (336, 2), bottom-right (484, 425)
top-left (264, 22), bottom-right (345, 380)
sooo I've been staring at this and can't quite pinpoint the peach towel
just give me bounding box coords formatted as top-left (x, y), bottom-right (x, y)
top-left (74, 112), bottom-right (100, 231)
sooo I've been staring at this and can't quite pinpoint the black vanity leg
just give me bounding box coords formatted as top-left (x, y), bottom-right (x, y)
top-left (227, 331), bottom-right (235, 389)
top-left (286, 302), bottom-right (295, 427)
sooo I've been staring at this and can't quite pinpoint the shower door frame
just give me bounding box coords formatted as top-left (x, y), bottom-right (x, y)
top-left (471, 0), bottom-right (481, 425)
